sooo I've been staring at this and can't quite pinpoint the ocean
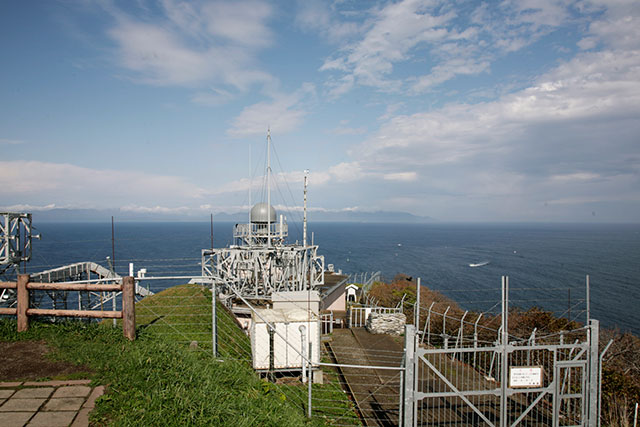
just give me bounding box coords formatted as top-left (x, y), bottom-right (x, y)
top-left (21, 221), bottom-right (640, 335)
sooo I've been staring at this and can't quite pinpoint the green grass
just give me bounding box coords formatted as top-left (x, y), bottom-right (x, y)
top-left (134, 284), bottom-right (252, 360)
top-left (0, 319), bottom-right (314, 426)
top-left (0, 284), bottom-right (360, 426)
top-left (280, 380), bottom-right (361, 426)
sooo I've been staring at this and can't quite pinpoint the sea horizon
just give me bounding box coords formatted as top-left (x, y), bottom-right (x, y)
top-left (10, 221), bottom-right (640, 335)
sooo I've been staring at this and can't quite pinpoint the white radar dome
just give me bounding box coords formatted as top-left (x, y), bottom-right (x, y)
top-left (250, 203), bottom-right (276, 223)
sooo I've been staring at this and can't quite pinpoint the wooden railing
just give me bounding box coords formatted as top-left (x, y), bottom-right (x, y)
top-left (0, 274), bottom-right (136, 340)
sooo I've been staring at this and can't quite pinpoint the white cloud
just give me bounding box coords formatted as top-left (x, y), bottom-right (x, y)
top-left (383, 172), bottom-right (417, 182)
top-left (327, 162), bottom-right (365, 183)
top-left (581, 0), bottom-right (640, 50)
top-left (106, 0), bottom-right (274, 92)
top-left (200, 1), bottom-right (273, 47)
top-left (319, 0), bottom-right (578, 95)
top-left (0, 203), bottom-right (57, 212)
top-left (550, 173), bottom-right (601, 182)
top-left (120, 204), bottom-right (191, 214)
top-left (294, 0), bottom-right (360, 43)
top-left (0, 161), bottom-right (209, 206)
top-left (227, 84), bottom-right (315, 137)
top-left (203, 169), bottom-right (332, 197)
top-left (191, 88), bottom-right (235, 106)
top-left (331, 41), bottom-right (640, 215)
top-left (410, 58), bottom-right (490, 93)
top-left (0, 138), bottom-right (24, 145)
top-left (330, 125), bottom-right (367, 135)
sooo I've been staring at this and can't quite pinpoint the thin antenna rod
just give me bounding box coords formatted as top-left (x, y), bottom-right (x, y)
top-left (267, 128), bottom-right (271, 247)
top-left (249, 143), bottom-right (252, 244)
top-left (111, 216), bottom-right (115, 274)
top-left (210, 213), bottom-right (214, 251)
top-left (111, 216), bottom-right (116, 327)
top-left (303, 170), bottom-right (308, 247)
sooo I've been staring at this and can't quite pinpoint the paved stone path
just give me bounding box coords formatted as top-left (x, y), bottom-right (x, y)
top-left (0, 380), bottom-right (104, 427)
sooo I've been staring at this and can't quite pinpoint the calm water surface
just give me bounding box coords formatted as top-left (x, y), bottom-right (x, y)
top-left (25, 222), bottom-right (640, 334)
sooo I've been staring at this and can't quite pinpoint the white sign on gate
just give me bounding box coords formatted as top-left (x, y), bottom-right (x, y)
top-left (509, 366), bottom-right (543, 388)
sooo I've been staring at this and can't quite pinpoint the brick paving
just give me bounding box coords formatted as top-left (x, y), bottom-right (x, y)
top-left (0, 380), bottom-right (104, 427)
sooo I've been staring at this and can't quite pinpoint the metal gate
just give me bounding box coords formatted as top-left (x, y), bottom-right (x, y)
top-left (403, 277), bottom-right (600, 427)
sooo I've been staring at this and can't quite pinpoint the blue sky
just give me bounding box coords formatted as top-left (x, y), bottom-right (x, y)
top-left (1, 0), bottom-right (639, 222)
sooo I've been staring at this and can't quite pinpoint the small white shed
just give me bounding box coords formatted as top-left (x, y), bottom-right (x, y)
top-left (346, 284), bottom-right (359, 302)
top-left (250, 308), bottom-right (320, 371)
top-left (272, 290), bottom-right (320, 315)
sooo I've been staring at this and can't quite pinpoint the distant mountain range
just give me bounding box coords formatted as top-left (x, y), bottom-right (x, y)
top-left (28, 208), bottom-right (435, 224)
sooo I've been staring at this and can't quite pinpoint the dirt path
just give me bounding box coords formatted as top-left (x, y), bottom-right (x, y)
top-left (327, 328), bottom-right (404, 426)
top-left (0, 341), bottom-right (91, 382)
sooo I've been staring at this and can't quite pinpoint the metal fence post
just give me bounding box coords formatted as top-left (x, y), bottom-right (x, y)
top-left (17, 274), bottom-right (29, 332)
top-left (212, 281), bottom-right (217, 356)
top-left (308, 341), bottom-right (312, 418)
top-left (404, 324), bottom-right (415, 427)
top-left (423, 301), bottom-right (435, 345)
top-left (588, 319), bottom-right (599, 426)
top-left (500, 276), bottom-right (509, 427)
top-left (414, 277), bottom-right (421, 328)
top-left (268, 326), bottom-right (275, 382)
top-left (300, 325), bottom-right (307, 383)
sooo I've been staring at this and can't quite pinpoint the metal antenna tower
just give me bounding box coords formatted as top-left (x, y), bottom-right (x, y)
top-left (1, 212), bottom-right (39, 304)
top-left (1, 212), bottom-right (38, 278)
top-left (201, 131), bottom-right (324, 301)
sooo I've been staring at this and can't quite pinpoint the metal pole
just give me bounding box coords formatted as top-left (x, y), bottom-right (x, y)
top-left (424, 301), bottom-right (435, 345)
top-left (633, 402), bottom-right (638, 427)
top-left (249, 144), bottom-right (252, 243)
top-left (500, 276), bottom-right (509, 427)
top-left (589, 319), bottom-right (600, 426)
top-left (111, 217), bottom-right (116, 327)
top-left (586, 275), bottom-right (590, 324)
top-left (299, 325), bottom-right (307, 383)
top-left (403, 324), bottom-right (415, 427)
top-left (267, 129), bottom-right (271, 248)
top-left (414, 277), bottom-right (421, 329)
top-left (303, 170), bottom-right (308, 247)
top-left (399, 353), bottom-right (405, 427)
top-left (268, 326), bottom-right (275, 382)
top-left (442, 306), bottom-right (450, 346)
top-left (473, 313), bottom-right (482, 368)
top-left (308, 342), bottom-right (312, 418)
top-left (212, 282), bottom-right (217, 357)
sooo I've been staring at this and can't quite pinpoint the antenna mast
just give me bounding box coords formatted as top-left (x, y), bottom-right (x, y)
top-left (303, 170), bottom-right (308, 246)
top-left (249, 143), bottom-right (252, 244)
top-left (267, 129), bottom-right (271, 247)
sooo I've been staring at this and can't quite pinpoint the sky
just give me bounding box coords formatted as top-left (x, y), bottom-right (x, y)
top-left (1, 0), bottom-right (639, 222)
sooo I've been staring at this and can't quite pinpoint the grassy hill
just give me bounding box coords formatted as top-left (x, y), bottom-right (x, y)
top-left (0, 284), bottom-right (357, 426)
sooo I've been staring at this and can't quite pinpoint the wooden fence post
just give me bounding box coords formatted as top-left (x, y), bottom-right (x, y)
top-left (17, 274), bottom-right (30, 332)
top-left (122, 276), bottom-right (136, 341)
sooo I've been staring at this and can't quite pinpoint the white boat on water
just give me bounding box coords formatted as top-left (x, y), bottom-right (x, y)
top-left (469, 261), bottom-right (490, 268)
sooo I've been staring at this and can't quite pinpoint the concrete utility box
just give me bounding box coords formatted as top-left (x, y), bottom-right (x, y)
top-left (271, 290), bottom-right (320, 315)
top-left (251, 308), bottom-right (320, 371)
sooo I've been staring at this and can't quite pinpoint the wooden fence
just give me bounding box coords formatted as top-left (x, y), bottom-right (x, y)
top-left (0, 274), bottom-right (136, 340)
